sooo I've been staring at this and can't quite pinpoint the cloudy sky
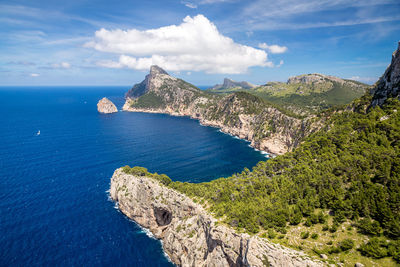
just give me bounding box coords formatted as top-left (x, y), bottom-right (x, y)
top-left (1, 0), bottom-right (400, 86)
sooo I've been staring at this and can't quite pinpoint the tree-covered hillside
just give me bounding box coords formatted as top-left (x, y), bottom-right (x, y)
top-left (124, 94), bottom-right (399, 265)
top-left (207, 74), bottom-right (369, 116)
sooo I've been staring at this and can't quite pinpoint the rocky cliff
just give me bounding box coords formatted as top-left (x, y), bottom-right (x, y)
top-left (97, 97), bottom-right (118, 113)
top-left (371, 42), bottom-right (400, 107)
top-left (110, 168), bottom-right (323, 267)
top-left (123, 66), bottom-right (320, 155)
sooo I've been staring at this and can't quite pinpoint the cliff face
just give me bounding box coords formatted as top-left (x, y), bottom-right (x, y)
top-left (123, 66), bottom-right (320, 155)
top-left (371, 42), bottom-right (400, 107)
top-left (97, 97), bottom-right (118, 113)
top-left (110, 168), bottom-right (323, 267)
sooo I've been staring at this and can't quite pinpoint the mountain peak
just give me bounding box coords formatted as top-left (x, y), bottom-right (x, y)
top-left (371, 41), bottom-right (400, 107)
top-left (150, 65), bottom-right (169, 76)
top-left (210, 78), bottom-right (256, 90)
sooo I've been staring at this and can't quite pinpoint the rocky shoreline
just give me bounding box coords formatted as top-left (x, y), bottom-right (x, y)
top-left (122, 99), bottom-right (316, 156)
top-left (120, 65), bottom-right (322, 155)
top-left (110, 168), bottom-right (324, 267)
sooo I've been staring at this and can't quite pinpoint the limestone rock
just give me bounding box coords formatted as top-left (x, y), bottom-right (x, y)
top-left (122, 65), bottom-right (322, 155)
top-left (209, 78), bottom-right (256, 90)
top-left (97, 97), bottom-right (117, 114)
top-left (110, 168), bottom-right (325, 267)
top-left (371, 41), bottom-right (400, 107)
top-left (287, 73), bottom-right (346, 85)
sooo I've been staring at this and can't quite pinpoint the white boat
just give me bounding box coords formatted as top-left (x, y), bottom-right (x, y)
top-left (36, 130), bottom-right (40, 136)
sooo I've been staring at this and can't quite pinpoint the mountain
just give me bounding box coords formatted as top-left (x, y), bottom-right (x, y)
top-left (207, 78), bottom-right (256, 91)
top-left (167, 43), bottom-right (400, 266)
top-left (207, 73), bottom-right (369, 116)
top-left (117, 42), bottom-right (400, 266)
top-left (371, 42), bottom-right (400, 107)
top-left (123, 66), bottom-right (321, 155)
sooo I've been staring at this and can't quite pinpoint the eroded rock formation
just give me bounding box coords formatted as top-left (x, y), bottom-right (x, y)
top-left (122, 66), bottom-right (321, 155)
top-left (97, 97), bottom-right (118, 114)
top-left (371, 42), bottom-right (400, 107)
top-left (110, 168), bottom-right (324, 267)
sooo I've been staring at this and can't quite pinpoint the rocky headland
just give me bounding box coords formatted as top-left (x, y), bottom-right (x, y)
top-left (97, 97), bottom-right (118, 114)
top-left (122, 66), bottom-right (321, 155)
top-left (110, 168), bottom-right (323, 267)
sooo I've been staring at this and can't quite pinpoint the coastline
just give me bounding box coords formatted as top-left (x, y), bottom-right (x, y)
top-left (110, 168), bottom-right (324, 266)
top-left (122, 103), bottom-right (277, 157)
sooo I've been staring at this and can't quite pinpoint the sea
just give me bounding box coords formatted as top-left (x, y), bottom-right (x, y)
top-left (0, 86), bottom-right (267, 266)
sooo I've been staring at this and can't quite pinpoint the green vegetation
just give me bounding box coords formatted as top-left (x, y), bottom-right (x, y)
top-left (122, 166), bottom-right (172, 186)
top-left (131, 92), bottom-right (166, 109)
top-left (167, 96), bottom-right (400, 264)
top-left (207, 78), bottom-right (368, 115)
top-left (123, 73), bottom-right (398, 264)
top-left (358, 238), bottom-right (400, 262)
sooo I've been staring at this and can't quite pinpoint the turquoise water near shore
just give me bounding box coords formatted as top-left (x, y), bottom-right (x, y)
top-left (0, 86), bottom-right (267, 266)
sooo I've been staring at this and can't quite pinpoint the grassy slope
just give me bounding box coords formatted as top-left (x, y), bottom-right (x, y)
top-left (207, 80), bottom-right (369, 115)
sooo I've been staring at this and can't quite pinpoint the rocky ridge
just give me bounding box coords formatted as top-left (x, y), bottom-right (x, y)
top-left (371, 41), bottom-right (400, 107)
top-left (288, 73), bottom-right (349, 85)
top-left (110, 168), bottom-right (324, 267)
top-left (209, 78), bottom-right (256, 90)
top-left (97, 97), bottom-right (118, 113)
top-left (123, 66), bottom-right (320, 155)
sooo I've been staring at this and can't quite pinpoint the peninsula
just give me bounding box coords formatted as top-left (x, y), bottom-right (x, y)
top-left (112, 43), bottom-right (400, 266)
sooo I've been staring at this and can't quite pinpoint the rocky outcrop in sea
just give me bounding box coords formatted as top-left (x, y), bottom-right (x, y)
top-left (97, 97), bottom-right (118, 114)
top-left (110, 168), bottom-right (323, 267)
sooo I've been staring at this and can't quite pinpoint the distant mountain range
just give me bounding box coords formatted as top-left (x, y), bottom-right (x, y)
top-left (207, 74), bottom-right (369, 115)
top-left (207, 78), bottom-right (257, 91)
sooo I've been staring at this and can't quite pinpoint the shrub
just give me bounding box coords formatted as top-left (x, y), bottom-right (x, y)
top-left (310, 213), bottom-right (319, 224)
top-left (311, 233), bottom-right (319, 239)
top-left (357, 218), bottom-right (382, 236)
top-left (388, 240), bottom-right (400, 263)
top-left (268, 229), bottom-right (276, 239)
top-left (304, 217), bottom-right (313, 227)
top-left (290, 212), bottom-right (302, 225)
top-left (317, 211), bottom-right (326, 224)
top-left (339, 239), bottom-right (354, 251)
top-left (358, 238), bottom-right (388, 258)
top-left (328, 247), bottom-right (341, 254)
top-left (301, 231), bottom-right (310, 239)
top-left (329, 223), bottom-right (338, 233)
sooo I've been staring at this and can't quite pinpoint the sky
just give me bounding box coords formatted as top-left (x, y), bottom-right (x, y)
top-left (1, 0), bottom-right (400, 86)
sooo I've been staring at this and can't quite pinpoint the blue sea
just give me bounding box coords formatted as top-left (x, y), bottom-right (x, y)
top-left (0, 86), bottom-right (267, 266)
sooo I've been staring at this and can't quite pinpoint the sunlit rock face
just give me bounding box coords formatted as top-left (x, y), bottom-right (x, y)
top-left (97, 97), bottom-right (117, 114)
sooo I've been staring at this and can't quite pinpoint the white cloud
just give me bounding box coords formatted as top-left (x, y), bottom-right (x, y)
top-left (237, 0), bottom-right (400, 31)
top-left (51, 62), bottom-right (71, 69)
top-left (182, 0), bottom-right (234, 7)
top-left (86, 15), bottom-right (272, 74)
top-left (182, 1), bottom-right (197, 8)
top-left (30, 73), bottom-right (40, 77)
top-left (277, 60), bottom-right (284, 67)
top-left (348, 76), bottom-right (377, 84)
top-left (258, 43), bottom-right (288, 54)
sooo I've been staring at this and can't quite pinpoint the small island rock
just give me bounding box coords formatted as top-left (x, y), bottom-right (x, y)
top-left (97, 97), bottom-right (118, 114)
